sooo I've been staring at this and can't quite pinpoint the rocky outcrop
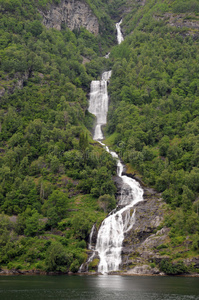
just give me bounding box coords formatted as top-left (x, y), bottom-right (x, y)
top-left (121, 191), bottom-right (168, 273)
top-left (126, 265), bottom-right (160, 275)
top-left (184, 257), bottom-right (199, 270)
top-left (40, 0), bottom-right (99, 35)
top-left (154, 13), bottom-right (199, 38)
top-left (0, 72), bottom-right (29, 98)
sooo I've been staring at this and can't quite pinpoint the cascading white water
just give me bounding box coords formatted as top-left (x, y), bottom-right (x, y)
top-left (104, 52), bottom-right (110, 58)
top-left (88, 71), bottom-right (112, 140)
top-left (116, 19), bottom-right (124, 44)
top-left (95, 146), bottom-right (143, 273)
top-left (87, 20), bottom-right (143, 274)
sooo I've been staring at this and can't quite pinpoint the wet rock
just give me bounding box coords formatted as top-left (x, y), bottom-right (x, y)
top-left (113, 175), bottom-right (123, 190)
top-left (113, 175), bottom-right (124, 201)
top-left (89, 223), bottom-right (98, 247)
top-left (79, 251), bottom-right (99, 273)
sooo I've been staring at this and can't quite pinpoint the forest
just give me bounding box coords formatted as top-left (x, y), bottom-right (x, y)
top-left (106, 0), bottom-right (199, 267)
top-left (0, 0), bottom-right (199, 274)
top-left (0, 0), bottom-right (117, 272)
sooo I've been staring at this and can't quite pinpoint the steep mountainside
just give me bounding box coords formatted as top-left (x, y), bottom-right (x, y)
top-left (104, 0), bottom-right (199, 274)
top-left (0, 0), bottom-right (199, 275)
top-left (0, 0), bottom-right (117, 273)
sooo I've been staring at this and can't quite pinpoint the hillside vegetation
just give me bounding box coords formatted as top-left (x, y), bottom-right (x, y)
top-left (1, 0), bottom-right (199, 274)
top-left (0, 0), bottom-right (117, 272)
top-left (105, 0), bottom-right (199, 268)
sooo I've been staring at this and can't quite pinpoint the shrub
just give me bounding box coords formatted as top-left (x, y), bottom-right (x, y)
top-left (77, 240), bottom-right (86, 249)
top-left (150, 263), bottom-right (156, 268)
top-left (156, 244), bottom-right (168, 250)
top-left (45, 242), bottom-right (72, 272)
top-left (88, 258), bottom-right (99, 271)
top-left (160, 259), bottom-right (187, 275)
top-left (70, 259), bottom-right (80, 273)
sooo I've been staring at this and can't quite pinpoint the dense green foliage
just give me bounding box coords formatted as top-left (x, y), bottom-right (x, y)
top-left (0, 0), bottom-right (118, 272)
top-left (1, 0), bottom-right (199, 273)
top-left (159, 259), bottom-right (188, 275)
top-left (105, 0), bottom-right (199, 263)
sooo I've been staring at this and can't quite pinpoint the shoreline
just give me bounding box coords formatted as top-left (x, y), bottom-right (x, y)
top-left (1, 269), bottom-right (199, 277)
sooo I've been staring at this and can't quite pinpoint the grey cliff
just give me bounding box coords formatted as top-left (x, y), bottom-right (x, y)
top-left (40, 0), bottom-right (99, 35)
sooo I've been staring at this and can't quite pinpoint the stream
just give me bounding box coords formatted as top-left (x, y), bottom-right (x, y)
top-left (86, 20), bottom-right (144, 274)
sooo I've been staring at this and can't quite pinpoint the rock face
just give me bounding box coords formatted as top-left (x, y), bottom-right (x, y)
top-left (121, 190), bottom-right (168, 274)
top-left (153, 13), bottom-right (199, 38)
top-left (126, 265), bottom-right (160, 275)
top-left (40, 0), bottom-right (99, 35)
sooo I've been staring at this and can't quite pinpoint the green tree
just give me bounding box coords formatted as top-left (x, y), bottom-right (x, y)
top-left (24, 210), bottom-right (45, 237)
top-left (98, 194), bottom-right (116, 213)
top-left (45, 242), bottom-right (72, 272)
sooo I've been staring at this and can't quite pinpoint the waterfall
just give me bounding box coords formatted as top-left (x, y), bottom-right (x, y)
top-left (86, 20), bottom-right (143, 274)
top-left (116, 19), bottom-right (124, 44)
top-left (88, 224), bottom-right (95, 250)
top-left (95, 146), bottom-right (143, 273)
top-left (79, 224), bottom-right (96, 272)
top-left (88, 71), bottom-right (112, 141)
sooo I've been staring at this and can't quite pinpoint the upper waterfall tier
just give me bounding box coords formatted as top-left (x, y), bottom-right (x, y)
top-left (116, 19), bottom-right (124, 44)
top-left (88, 71), bottom-right (112, 140)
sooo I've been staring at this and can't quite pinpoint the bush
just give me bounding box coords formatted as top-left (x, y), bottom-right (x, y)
top-left (45, 242), bottom-right (72, 272)
top-left (172, 1), bottom-right (199, 13)
top-left (98, 194), bottom-right (116, 213)
top-left (70, 259), bottom-right (80, 273)
top-left (156, 244), bottom-right (168, 250)
top-left (15, 264), bottom-right (23, 270)
top-left (88, 258), bottom-right (99, 271)
top-left (150, 263), bottom-right (156, 268)
top-left (192, 234), bottom-right (199, 251)
top-left (7, 262), bottom-right (14, 270)
top-left (160, 259), bottom-right (187, 275)
top-left (77, 240), bottom-right (86, 249)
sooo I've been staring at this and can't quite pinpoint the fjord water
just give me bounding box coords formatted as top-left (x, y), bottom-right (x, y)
top-left (87, 20), bottom-right (143, 273)
top-left (0, 275), bottom-right (199, 299)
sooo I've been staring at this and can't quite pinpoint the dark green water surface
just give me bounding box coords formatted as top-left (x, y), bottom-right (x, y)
top-left (0, 275), bottom-right (198, 300)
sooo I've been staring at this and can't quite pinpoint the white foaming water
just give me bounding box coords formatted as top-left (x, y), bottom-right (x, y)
top-left (88, 71), bottom-right (112, 140)
top-left (96, 145), bottom-right (143, 273)
top-left (116, 19), bottom-right (124, 44)
top-left (79, 224), bottom-right (96, 272)
top-left (88, 224), bottom-right (95, 250)
top-left (87, 20), bottom-right (143, 274)
top-left (104, 52), bottom-right (110, 58)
